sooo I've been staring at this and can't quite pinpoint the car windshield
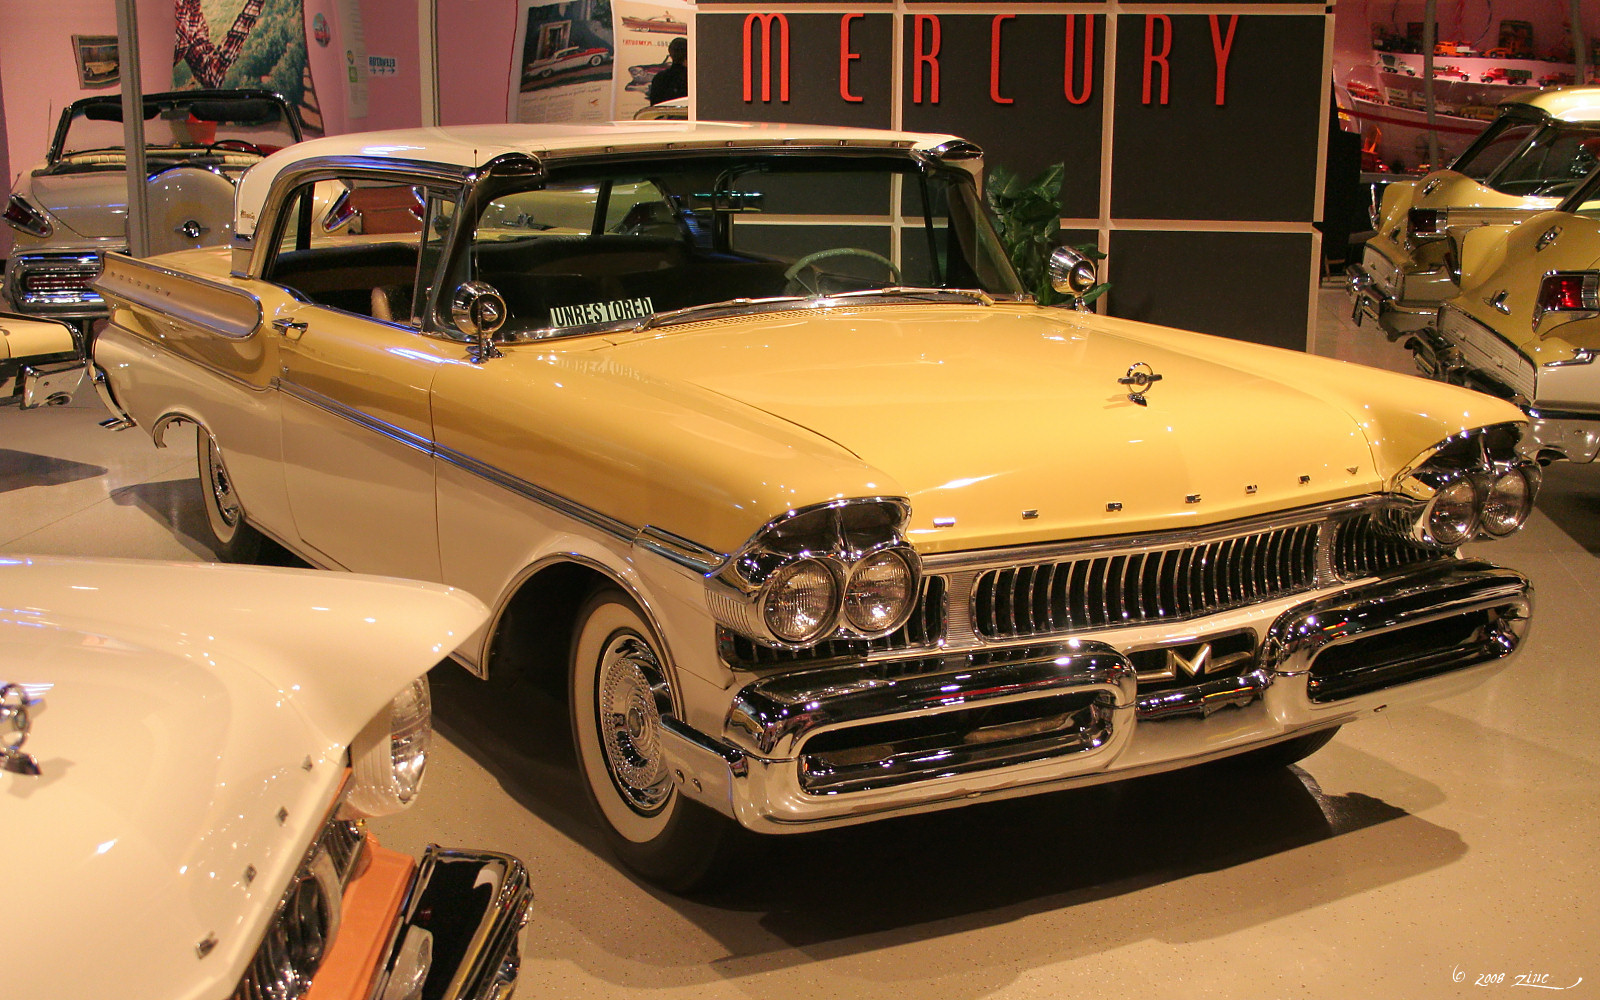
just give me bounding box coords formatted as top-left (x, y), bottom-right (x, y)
top-left (54, 94), bottom-right (297, 163)
top-left (1481, 121), bottom-right (1600, 198)
top-left (1450, 117), bottom-right (1541, 181)
top-left (452, 151), bottom-right (1024, 338)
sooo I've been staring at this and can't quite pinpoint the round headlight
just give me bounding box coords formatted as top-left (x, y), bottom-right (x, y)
top-left (1425, 477), bottom-right (1479, 546)
top-left (843, 549), bottom-right (915, 634)
top-left (762, 558), bottom-right (838, 644)
top-left (1480, 469), bottom-right (1534, 536)
top-left (344, 676), bottom-right (432, 818)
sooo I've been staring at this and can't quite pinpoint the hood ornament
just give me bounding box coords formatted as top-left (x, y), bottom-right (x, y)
top-left (1118, 362), bottom-right (1163, 406)
top-left (2, 683), bottom-right (42, 777)
top-left (1420, 178), bottom-right (1442, 197)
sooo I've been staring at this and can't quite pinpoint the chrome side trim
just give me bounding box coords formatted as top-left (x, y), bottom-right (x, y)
top-left (97, 253), bottom-right (263, 339)
top-left (275, 378), bottom-right (724, 571)
top-left (88, 363), bottom-right (135, 430)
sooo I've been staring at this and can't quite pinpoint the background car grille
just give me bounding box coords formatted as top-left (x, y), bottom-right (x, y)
top-left (230, 818), bottom-right (365, 1000)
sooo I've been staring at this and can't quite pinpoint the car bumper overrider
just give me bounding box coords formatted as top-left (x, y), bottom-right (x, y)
top-left (1346, 249), bottom-right (1452, 337)
top-left (661, 559), bottom-right (1531, 833)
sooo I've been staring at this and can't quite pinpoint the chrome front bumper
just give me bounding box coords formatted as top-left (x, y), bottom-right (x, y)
top-left (663, 559), bottom-right (1531, 833)
top-left (377, 847), bottom-right (533, 1000)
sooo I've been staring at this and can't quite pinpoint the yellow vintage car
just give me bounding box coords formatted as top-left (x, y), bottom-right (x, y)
top-left (1350, 87), bottom-right (1600, 339)
top-left (1409, 164), bottom-right (1600, 463)
top-left (88, 122), bottom-right (1538, 889)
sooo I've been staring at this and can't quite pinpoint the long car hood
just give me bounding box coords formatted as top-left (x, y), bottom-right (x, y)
top-left (26, 169), bottom-right (129, 239)
top-left (591, 303), bottom-right (1521, 551)
top-left (0, 556), bottom-right (486, 1000)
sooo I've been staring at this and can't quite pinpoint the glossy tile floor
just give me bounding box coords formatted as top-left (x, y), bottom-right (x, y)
top-left (3, 289), bottom-right (1596, 999)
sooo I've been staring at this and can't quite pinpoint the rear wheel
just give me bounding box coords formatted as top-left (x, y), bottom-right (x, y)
top-left (198, 428), bottom-right (263, 563)
top-left (569, 588), bottom-right (740, 891)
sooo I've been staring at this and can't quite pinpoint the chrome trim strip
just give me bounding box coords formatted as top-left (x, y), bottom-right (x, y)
top-left (919, 496), bottom-right (1384, 574)
top-left (274, 378), bottom-right (724, 571)
top-left (97, 253), bottom-right (263, 339)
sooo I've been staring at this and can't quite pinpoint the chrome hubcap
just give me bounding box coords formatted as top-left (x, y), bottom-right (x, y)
top-left (207, 440), bottom-right (241, 527)
top-left (596, 634), bottom-right (672, 815)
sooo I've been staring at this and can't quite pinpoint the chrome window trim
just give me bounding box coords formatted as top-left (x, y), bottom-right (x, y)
top-left (241, 155), bottom-right (474, 279)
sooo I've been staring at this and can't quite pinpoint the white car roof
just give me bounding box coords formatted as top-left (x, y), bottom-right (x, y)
top-left (235, 121), bottom-right (967, 239)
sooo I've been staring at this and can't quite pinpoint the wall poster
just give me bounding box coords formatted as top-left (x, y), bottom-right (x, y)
top-left (509, 0), bottom-right (694, 123)
top-left (172, 0), bottom-right (324, 134)
top-left (72, 35), bottom-right (121, 88)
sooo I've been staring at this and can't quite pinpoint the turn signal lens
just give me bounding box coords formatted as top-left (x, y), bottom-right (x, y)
top-left (1535, 271), bottom-right (1600, 316)
top-left (1481, 469), bottom-right (1535, 536)
top-left (763, 558), bottom-right (838, 643)
top-left (3, 195), bottom-right (52, 238)
top-left (1426, 478), bottom-right (1480, 546)
top-left (844, 550), bottom-right (915, 633)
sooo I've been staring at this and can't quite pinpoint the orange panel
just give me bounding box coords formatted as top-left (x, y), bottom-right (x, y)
top-left (305, 840), bottom-right (417, 1000)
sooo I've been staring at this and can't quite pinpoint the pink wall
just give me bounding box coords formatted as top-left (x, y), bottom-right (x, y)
top-left (435, 0), bottom-right (518, 125)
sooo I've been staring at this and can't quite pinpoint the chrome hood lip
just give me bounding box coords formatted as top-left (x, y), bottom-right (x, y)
top-left (24, 169), bottom-right (130, 239)
top-left (590, 303), bottom-right (1523, 550)
top-left (0, 556), bottom-right (487, 1000)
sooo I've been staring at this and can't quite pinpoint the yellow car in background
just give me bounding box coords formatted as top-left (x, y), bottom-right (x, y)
top-left (1411, 164), bottom-right (1600, 463)
top-left (1350, 88), bottom-right (1600, 340)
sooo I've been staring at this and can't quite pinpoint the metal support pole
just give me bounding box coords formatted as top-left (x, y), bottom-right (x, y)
top-left (1575, 0), bottom-right (1592, 87)
top-left (115, 0), bottom-right (149, 258)
top-left (1422, 0), bottom-right (1438, 171)
top-left (418, 0), bottom-right (439, 126)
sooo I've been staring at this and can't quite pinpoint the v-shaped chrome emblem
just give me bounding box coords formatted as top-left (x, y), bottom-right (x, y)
top-left (1535, 225), bottom-right (1562, 252)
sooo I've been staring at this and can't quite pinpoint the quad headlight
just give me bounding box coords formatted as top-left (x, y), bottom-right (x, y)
top-left (710, 499), bottom-right (922, 649)
top-left (1394, 424), bottom-right (1540, 547)
top-left (343, 676), bottom-right (432, 818)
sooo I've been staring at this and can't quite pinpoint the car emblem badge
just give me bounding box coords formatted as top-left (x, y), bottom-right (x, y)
top-left (1, 683), bottom-right (42, 777)
top-left (1487, 290), bottom-right (1511, 314)
top-left (1421, 178), bottom-right (1441, 197)
top-left (1535, 225), bottom-right (1561, 252)
top-left (1118, 362), bottom-right (1163, 406)
top-left (1168, 643), bottom-right (1214, 678)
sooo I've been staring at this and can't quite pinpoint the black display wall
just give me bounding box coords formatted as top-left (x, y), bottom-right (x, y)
top-left (696, 3), bottom-right (1332, 351)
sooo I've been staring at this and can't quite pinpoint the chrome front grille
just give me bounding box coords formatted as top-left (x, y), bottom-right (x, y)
top-left (973, 524), bottom-right (1320, 638)
top-left (719, 500), bottom-right (1447, 668)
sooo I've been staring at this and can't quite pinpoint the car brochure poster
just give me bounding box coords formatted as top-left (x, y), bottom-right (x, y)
top-left (509, 0), bottom-right (693, 124)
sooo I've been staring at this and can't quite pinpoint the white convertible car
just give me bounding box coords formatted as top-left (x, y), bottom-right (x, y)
top-left (1, 556), bottom-right (532, 1000)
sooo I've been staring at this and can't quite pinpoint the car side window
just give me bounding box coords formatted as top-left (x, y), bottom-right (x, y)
top-left (264, 176), bottom-right (445, 326)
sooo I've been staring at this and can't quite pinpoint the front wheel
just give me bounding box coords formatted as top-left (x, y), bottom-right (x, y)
top-left (197, 428), bottom-right (263, 563)
top-left (569, 589), bottom-right (742, 891)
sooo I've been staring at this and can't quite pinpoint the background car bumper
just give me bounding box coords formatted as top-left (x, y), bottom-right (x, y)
top-left (662, 559), bottom-right (1531, 833)
top-left (1346, 263), bottom-right (1438, 336)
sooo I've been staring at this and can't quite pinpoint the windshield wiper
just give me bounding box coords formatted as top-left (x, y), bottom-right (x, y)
top-left (631, 294), bottom-right (812, 332)
top-left (820, 286), bottom-right (1005, 306)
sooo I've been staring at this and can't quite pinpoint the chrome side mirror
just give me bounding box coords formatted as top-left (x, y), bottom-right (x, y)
top-left (1048, 246), bottom-right (1098, 301)
top-left (452, 281), bottom-right (507, 362)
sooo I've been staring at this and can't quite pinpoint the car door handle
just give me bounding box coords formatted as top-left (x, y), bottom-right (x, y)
top-left (272, 318), bottom-right (309, 340)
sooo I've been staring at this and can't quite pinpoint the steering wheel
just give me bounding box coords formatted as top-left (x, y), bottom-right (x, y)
top-left (206, 139), bottom-right (263, 156)
top-left (783, 247), bottom-right (902, 296)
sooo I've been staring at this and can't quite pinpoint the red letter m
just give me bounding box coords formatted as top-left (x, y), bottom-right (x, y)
top-left (743, 13), bottom-right (791, 102)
